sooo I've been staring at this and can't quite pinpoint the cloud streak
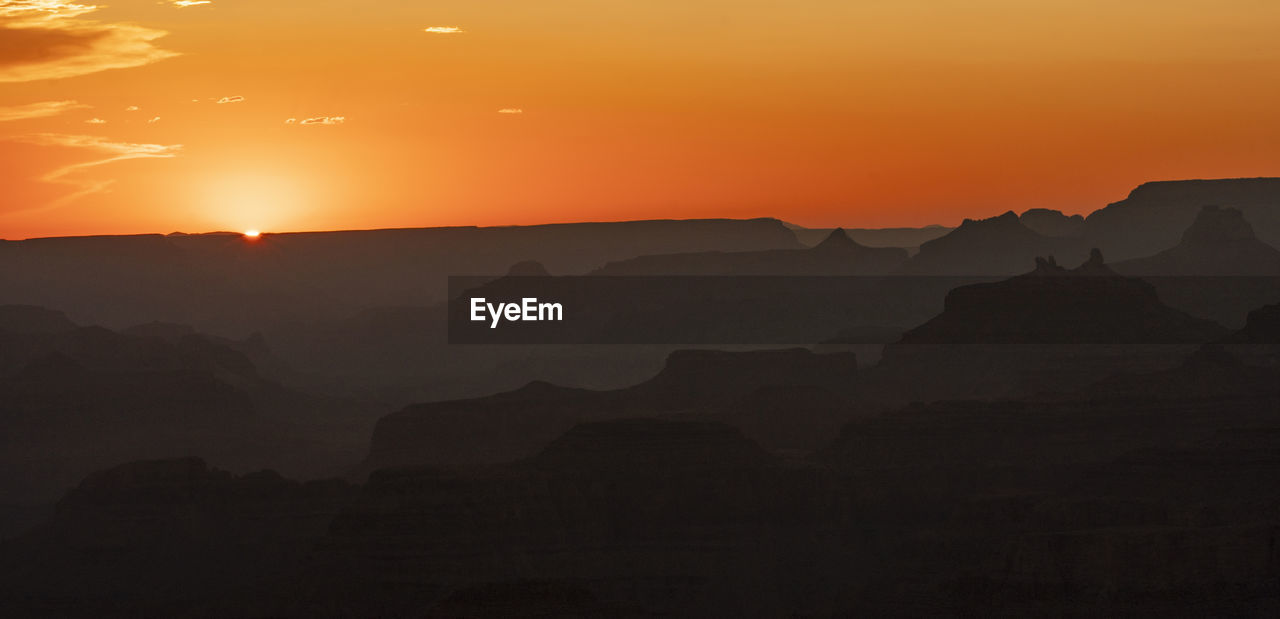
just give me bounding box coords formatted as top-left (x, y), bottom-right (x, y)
top-left (171, 0), bottom-right (211, 6)
top-left (0, 99), bottom-right (88, 122)
top-left (497, 108), bottom-right (523, 114)
top-left (216, 95), bottom-right (244, 104)
top-left (423, 26), bottom-right (463, 34)
top-left (7, 132), bottom-right (181, 213)
top-left (287, 116), bottom-right (345, 125)
top-left (0, 1), bottom-right (179, 83)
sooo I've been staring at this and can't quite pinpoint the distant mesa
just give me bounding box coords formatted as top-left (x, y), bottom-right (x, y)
top-left (506, 260), bottom-right (550, 276)
top-left (813, 227), bottom-right (860, 250)
top-left (902, 210), bottom-right (1090, 275)
top-left (1181, 205), bottom-right (1257, 244)
top-left (0, 218), bottom-right (801, 335)
top-left (896, 249), bottom-right (1225, 345)
top-left (1082, 177), bottom-right (1280, 261)
top-left (592, 226), bottom-right (908, 275)
top-left (1019, 208), bottom-right (1084, 238)
top-left (785, 224), bottom-right (951, 250)
top-left (873, 250), bottom-right (1227, 401)
top-left (1114, 205), bottom-right (1280, 276)
top-left (365, 348), bottom-right (859, 470)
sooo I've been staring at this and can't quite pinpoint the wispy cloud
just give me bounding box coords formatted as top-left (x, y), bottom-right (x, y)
top-left (497, 108), bottom-right (523, 114)
top-left (84, 117), bottom-right (106, 124)
top-left (6, 132), bottom-right (181, 213)
top-left (423, 26), bottom-right (463, 34)
top-left (147, 116), bottom-right (160, 123)
top-left (0, 99), bottom-right (88, 122)
top-left (216, 95), bottom-right (244, 104)
top-left (287, 116), bottom-right (345, 125)
top-left (171, 0), bottom-right (211, 6)
top-left (124, 105), bottom-right (139, 111)
top-left (0, 1), bottom-right (179, 83)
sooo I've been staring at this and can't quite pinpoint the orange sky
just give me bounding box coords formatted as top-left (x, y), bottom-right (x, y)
top-left (2, 0), bottom-right (1280, 239)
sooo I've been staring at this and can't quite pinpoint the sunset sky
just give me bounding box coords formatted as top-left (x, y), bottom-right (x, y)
top-left (2, 0), bottom-right (1280, 239)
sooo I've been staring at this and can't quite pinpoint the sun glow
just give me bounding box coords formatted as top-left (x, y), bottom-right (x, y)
top-left (203, 171), bottom-right (304, 234)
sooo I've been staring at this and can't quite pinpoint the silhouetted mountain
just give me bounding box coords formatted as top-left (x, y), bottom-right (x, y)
top-left (786, 224), bottom-right (952, 251)
top-left (0, 308), bottom-right (372, 519)
top-left (1019, 208), bottom-right (1084, 237)
top-left (1115, 206), bottom-right (1280, 275)
top-left (1101, 207), bottom-right (1280, 328)
top-left (1083, 178), bottom-right (1280, 261)
top-left (902, 211), bottom-right (1090, 275)
top-left (5, 184), bottom-right (1280, 617)
top-left (365, 348), bottom-right (859, 470)
top-left (6, 313), bottom-right (1280, 616)
top-left (0, 219), bottom-right (799, 336)
top-left (592, 228), bottom-right (908, 275)
top-left (874, 251), bottom-right (1227, 400)
top-left (505, 260), bottom-right (551, 276)
top-left (898, 250), bottom-right (1225, 344)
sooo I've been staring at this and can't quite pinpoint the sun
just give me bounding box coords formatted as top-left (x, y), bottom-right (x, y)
top-left (204, 170), bottom-right (304, 237)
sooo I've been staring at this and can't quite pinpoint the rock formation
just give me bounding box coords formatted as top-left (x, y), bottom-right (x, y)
top-left (592, 228), bottom-right (909, 275)
top-left (1020, 208), bottom-right (1085, 237)
top-left (1114, 205), bottom-right (1280, 276)
top-left (902, 211), bottom-right (1090, 275)
top-left (365, 348), bottom-right (859, 470)
top-left (1083, 178), bottom-right (1280, 261)
top-left (873, 251), bottom-right (1227, 401)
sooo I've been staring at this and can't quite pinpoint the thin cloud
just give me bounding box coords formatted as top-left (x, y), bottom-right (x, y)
top-left (423, 26), bottom-right (463, 34)
top-left (171, 0), bottom-right (212, 6)
top-left (147, 116), bottom-right (160, 123)
top-left (497, 108), bottom-right (523, 114)
top-left (124, 105), bottom-right (139, 111)
top-left (295, 116), bottom-right (344, 125)
top-left (6, 132), bottom-right (181, 213)
top-left (84, 117), bottom-right (106, 124)
top-left (0, 1), bottom-right (179, 83)
top-left (216, 95), bottom-right (244, 104)
top-left (0, 99), bottom-right (88, 122)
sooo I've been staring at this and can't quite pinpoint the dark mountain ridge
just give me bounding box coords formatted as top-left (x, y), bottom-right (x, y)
top-left (365, 348), bottom-right (860, 470)
top-left (592, 228), bottom-right (908, 275)
top-left (0, 218), bottom-right (800, 335)
top-left (1083, 177), bottom-right (1280, 261)
top-left (902, 211), bottom-right (1091, 275)
top-left (1115, 205), bottom-right (1280, 276)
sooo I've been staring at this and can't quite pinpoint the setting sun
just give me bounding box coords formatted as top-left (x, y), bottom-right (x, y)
top-left (244, 229), bottom-right (260, 238)
top-left (4, 0), bottom-right (1280, 239)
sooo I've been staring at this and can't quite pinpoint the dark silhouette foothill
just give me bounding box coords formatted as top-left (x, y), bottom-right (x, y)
top-left (3, 181), bottom-right (1280, 616)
